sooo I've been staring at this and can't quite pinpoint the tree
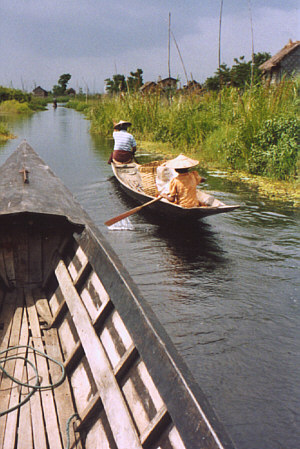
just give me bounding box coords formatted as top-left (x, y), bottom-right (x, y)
top-left (105, 69), bottom-right (143, 94)
top-left (105, 74), bottom-right (126, 94)
top-left (204, 52), bottom-right (271, 91)
top-left (127, 69), bottom-right (143, 92)
top-left (52, 73), bottom-right (72, 96)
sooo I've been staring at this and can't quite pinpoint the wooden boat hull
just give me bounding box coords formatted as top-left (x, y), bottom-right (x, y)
top-left (0, 142), bottom-right (236, 449)
top-left (111, 162), bottom-right (240, 221)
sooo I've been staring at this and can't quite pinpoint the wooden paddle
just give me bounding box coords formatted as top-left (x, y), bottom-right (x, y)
top-left (105, 196), bottom-right (162, 226)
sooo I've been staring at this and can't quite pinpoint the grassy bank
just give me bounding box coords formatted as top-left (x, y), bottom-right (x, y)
top-left (68, 80), bottom-right (299, 205)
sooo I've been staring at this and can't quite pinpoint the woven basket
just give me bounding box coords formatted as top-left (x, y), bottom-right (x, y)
top-left (138, 161), bottom-right (165, 196)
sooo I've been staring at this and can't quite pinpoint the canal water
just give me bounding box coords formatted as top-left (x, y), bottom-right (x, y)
top-left (0, 106), bottom-right (299, 449)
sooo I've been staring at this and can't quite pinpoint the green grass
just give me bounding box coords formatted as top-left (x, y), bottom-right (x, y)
top-left (58, 78), bottom-right (300, 182)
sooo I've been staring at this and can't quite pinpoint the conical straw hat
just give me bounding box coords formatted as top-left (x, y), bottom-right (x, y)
top-left (165, 154), bottom-right (199, 169)
top-left (114, 120), bottom-right (132, 129)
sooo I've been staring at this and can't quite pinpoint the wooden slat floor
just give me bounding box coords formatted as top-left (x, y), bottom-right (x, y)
top-left (0, 287), bottom-right (80, 449)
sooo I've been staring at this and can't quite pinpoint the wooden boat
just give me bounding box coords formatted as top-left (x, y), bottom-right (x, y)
top-left (111, 161), bottom-right (240, 221)
top-left (0, 142), bottom-right (236, 449)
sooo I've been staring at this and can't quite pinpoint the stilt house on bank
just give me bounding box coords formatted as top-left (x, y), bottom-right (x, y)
top-left (183, 80), bottom-right (202, 92)
top-left (32, 86), bottom-right (48, 97)
top-left (140, 81), bottom-right (157, 94)
top-left (157, 77), bottom-right (178, 91)
top-left (259, 39), bottom-right (300, 83)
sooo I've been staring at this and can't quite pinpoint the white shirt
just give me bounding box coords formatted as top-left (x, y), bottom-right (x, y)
top-left (113, 130), bottom-right (136, 152)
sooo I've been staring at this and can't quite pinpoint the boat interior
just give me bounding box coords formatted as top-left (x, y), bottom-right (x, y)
top-left (0, 212), bottom-right (198, 449)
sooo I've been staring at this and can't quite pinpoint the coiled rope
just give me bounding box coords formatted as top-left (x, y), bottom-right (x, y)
top-left (0, 345), bottom-right (79, 449)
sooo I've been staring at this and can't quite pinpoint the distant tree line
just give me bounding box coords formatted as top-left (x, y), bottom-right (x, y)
top-left (0, 86), bottom-right (31, 103)
top-left (105, 69), bottom-right (143, 94)
top-left (104, 53), bottom-right (271, 94)
top-left (204, 52), bottom-right (271, 90)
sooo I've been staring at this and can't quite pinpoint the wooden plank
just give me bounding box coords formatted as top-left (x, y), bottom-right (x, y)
top-left (55, 260), bottom-right (142, 449)
top-left (17, 353), bottom-right (33, 449)
top-left (140, 405), bottom-right (170, 446)
top-left (81, 271), bottom-right (111, 322)
top-left (47, 299), bottom-right (67, 329)
top-left (2, 290), bottom-right (29, 449)
top-left (0, 290), bottom-right (22, 448)
top-left (67, 245), bottom-right (89, 284)
top-left (26, 340), bottom-right (48, 449)
top-left (75, 393), bottom-right (102, 433)
top-left (25, 290), bottom-right (63, 449)
top-left (33, 289), bottom-right (82, 449)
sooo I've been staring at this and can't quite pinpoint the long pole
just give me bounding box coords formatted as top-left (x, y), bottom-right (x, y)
top-left (247, 0), bottom-right (255, 86)
top-left (171, 30), bottom-right (189, 84)
top-left (168, 12), bottom-right (171, 78)
top-left (218, 0), bottom-right (224, 116)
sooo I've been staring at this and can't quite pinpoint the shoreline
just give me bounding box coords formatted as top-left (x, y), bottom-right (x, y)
top-left (139, 140), bottom-right (300, 207)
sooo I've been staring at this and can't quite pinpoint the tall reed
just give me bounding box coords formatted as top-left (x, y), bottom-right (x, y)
top-left (69, 78), bottom-right (299, 180)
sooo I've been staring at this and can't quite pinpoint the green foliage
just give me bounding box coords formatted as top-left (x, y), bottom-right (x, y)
top-left (248, 117), bottom-right (299, 179)
top-left (0, 100), bottom-right (33, 114)
top-left (105, 69), bottom-right (143, 94)
top-left (105, 74), bottom-right (126, 94)
top-left (127, 69), bottom-right (143, 92)
top-left (53, 74), bottom-right (71, 96)
top-left (69, 77), bottom-right (299, 181)
top-left (0, 86), bottom-right (31, 103)
top-left (0, 122), bottom-right (12, 140)
top-left (204, 52), bottom-right (271, 91)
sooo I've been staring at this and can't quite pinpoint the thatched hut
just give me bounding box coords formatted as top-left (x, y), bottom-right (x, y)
top-left (32, 86), bottom-right (48, 97)
top-left (259, 40), bottom-right (300, 83)
top-left (183, 80), bottom-right (202, 92)
top-left (140, 81), bottom-right (157, 94)
top-left (157, 77), bottom-right (178, 91)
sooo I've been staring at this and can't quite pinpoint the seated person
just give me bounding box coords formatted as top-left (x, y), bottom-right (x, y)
top-left (160, 154), bottom-right (205, 208)
top-left (108, 120), bottom-right (137, 164)
top-left (156, 164), bottom-right (177, 195)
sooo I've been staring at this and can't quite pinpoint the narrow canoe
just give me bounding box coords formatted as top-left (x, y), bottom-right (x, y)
top-left (111, 161), bottom-right (240, 221)
top-left (0, 142), bottom-right (236, 449)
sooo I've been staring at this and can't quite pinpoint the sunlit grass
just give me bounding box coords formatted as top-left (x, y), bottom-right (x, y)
top-left (68, 78), bottom-right (300, 181)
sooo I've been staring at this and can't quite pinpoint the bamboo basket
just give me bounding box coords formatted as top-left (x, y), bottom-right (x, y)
top-left (138, 161), bottom-right (165, 196)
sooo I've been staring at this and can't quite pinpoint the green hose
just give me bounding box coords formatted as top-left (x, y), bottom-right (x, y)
top-left (0, 345), bottom-right (66, 416)
top-left (0, 345), bottom-right (81, 448)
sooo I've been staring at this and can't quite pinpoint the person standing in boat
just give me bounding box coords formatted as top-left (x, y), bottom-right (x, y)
top-left (108, 120), bottom-right (137, 164)
top-left (160, 154), bottom-right (206, 207)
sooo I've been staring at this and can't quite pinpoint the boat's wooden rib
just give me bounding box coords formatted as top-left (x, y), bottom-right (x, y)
top-left (111, 161), bottom-right (240, 221)
top-left (0, 142), bottom-right (236, 449)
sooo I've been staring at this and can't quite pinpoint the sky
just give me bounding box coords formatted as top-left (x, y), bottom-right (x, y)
top-left (0, 0), bottom-right (299, 93)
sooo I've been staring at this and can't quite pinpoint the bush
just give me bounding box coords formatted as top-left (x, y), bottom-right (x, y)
top-left (0, 100), bottom-right (33, 114)
top-left (248, 117), bottom-right (299, 179)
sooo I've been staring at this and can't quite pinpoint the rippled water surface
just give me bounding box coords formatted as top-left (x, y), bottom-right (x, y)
top-left (1, 106), bottom-right (299, 449)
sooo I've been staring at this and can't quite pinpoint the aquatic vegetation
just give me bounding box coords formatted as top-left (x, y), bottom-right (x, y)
top-left (0, 122), bottom-right (15, 141)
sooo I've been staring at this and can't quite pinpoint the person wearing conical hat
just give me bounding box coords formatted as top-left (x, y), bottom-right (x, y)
top-left (161, 154), bottom-right (205, 207)
top-left (108, 120), bottom-right (137, 164)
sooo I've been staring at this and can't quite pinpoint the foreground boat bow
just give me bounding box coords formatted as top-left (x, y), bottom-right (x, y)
top-left (0, 142), bottom-right (235, 449)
